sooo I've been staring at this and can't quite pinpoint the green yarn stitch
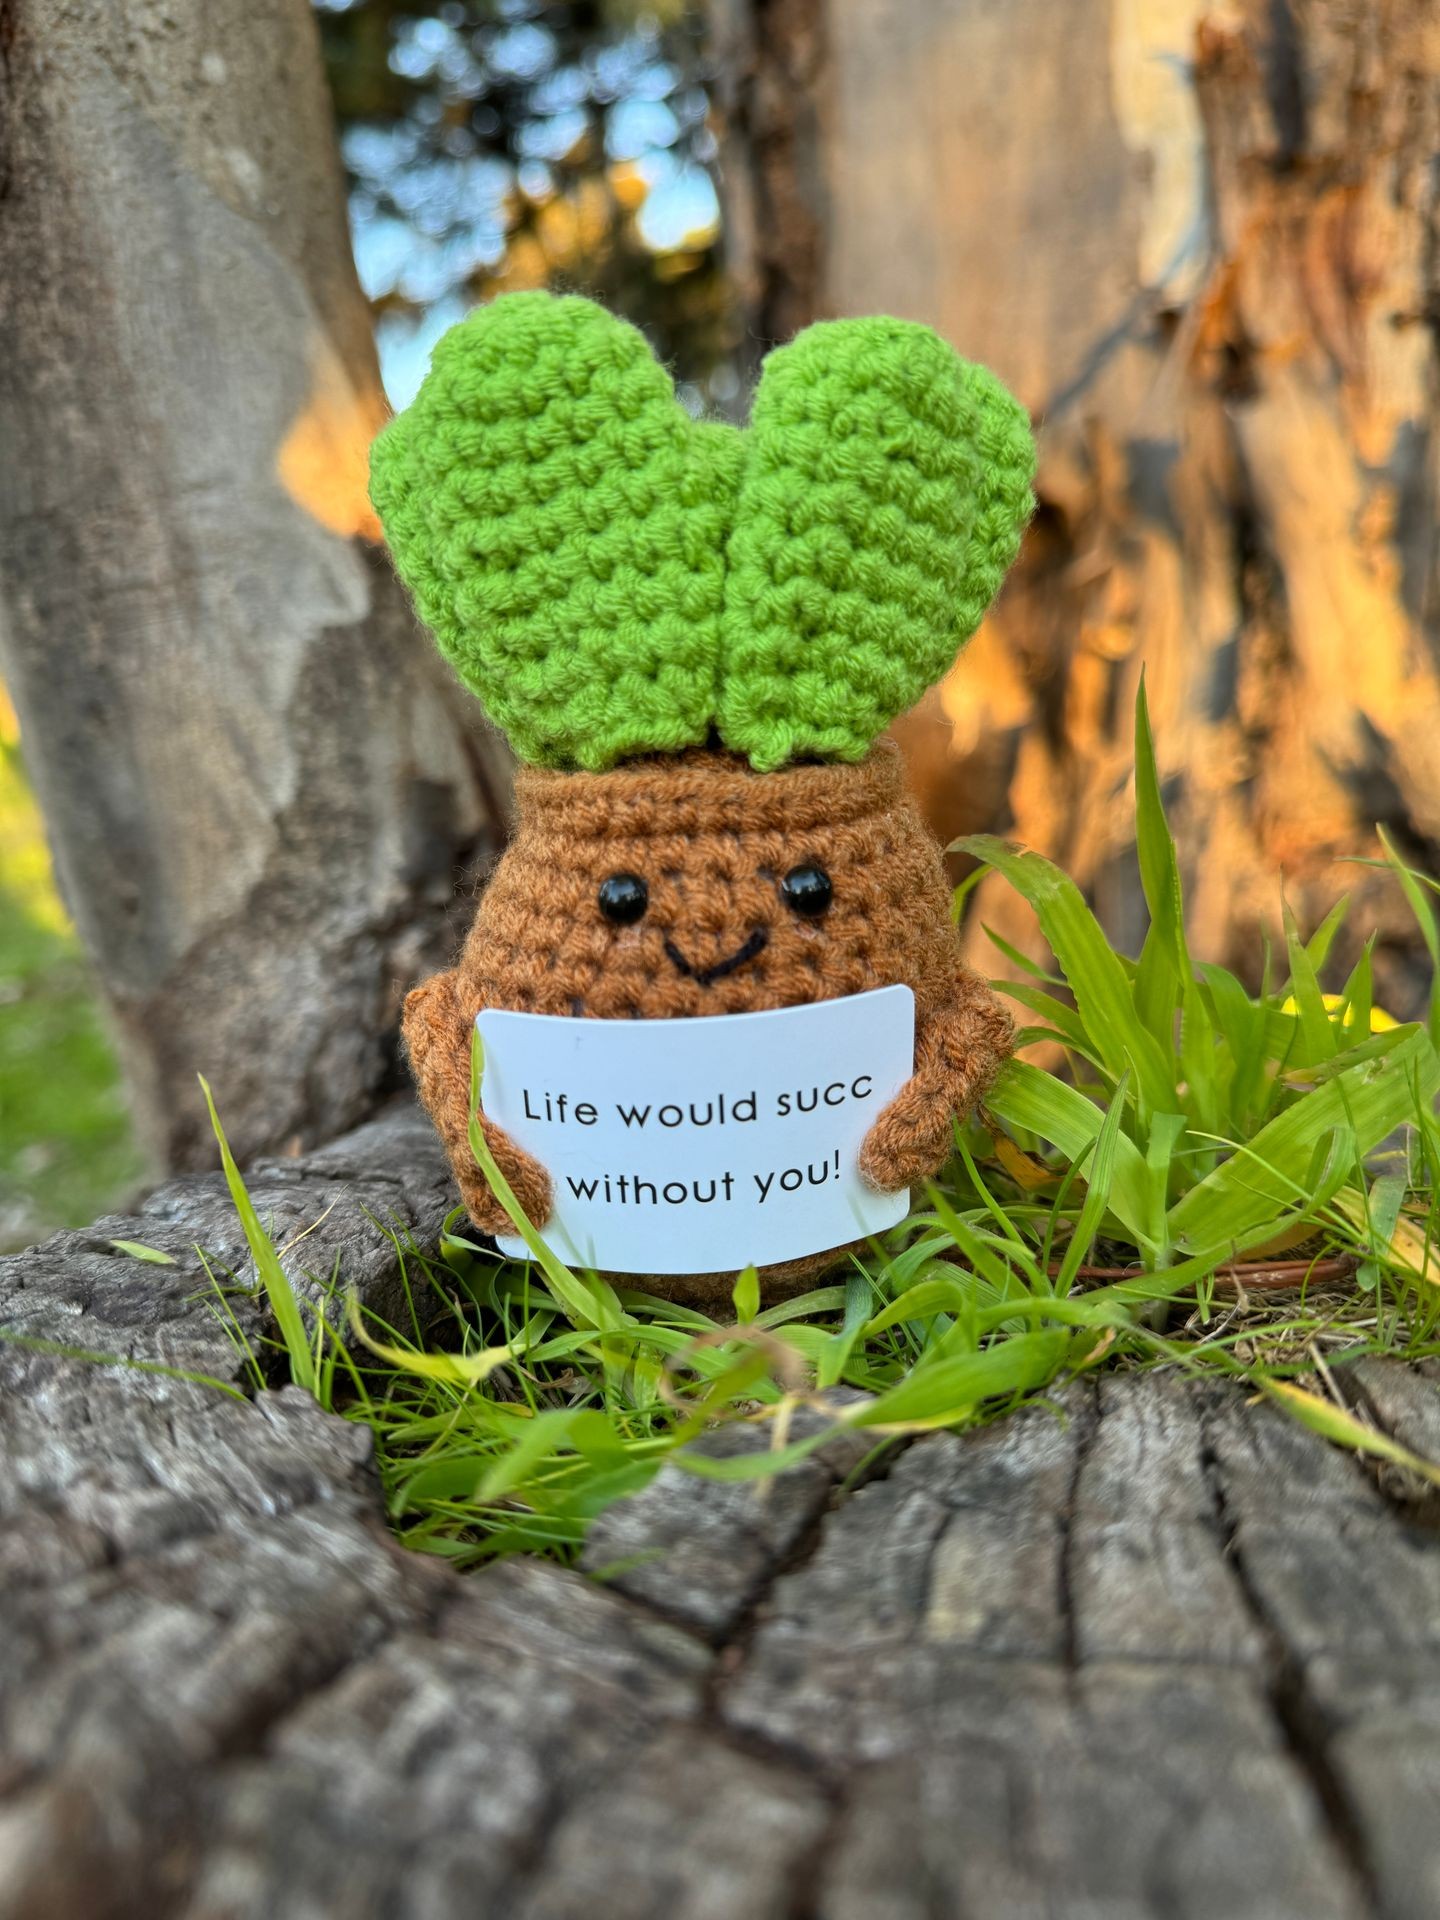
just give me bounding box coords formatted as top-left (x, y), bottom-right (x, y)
top-left (370, 293), bottom-right (738, 770)
top-left (371, 292), bottom-right (1034, 772)
top-left (718, 316), bottom-right (1034, 771)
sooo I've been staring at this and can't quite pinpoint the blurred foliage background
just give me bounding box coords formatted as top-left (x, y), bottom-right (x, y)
top-left (317, 0), bottom-right (736, 407)
top-left (0, 695), bottom-right (145, 1249)
top-left (0, 0), bottom-right (728, 1250)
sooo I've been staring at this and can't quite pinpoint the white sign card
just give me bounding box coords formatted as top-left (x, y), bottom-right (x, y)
top-left (477, 985), bottom-right (915, 1275)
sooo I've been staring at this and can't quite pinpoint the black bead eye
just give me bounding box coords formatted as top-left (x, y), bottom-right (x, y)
top-left (780, 862), bottom-right (832, 918)
top-left (598, 872), bottom-right (648, 926)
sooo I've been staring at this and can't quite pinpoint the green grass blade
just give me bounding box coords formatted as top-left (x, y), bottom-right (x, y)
top-left (850, 1331), bottom-right (1076, 1430)
top-left (1133, 676), bottom-right (1187, 970)
top-left (1133, 925), bottom-right (1179, 1059)
top-left (108, 1239), bottom-right (177, 1265)
top-left (1055, 1074), bottom-right (1127, 1292)
top-left (467, 1027), bottom-right (627, 1334)
top-left (1167, 1026), bottom-right (1440, 1251)
top-left (0, 1325), bottom-right (247, 1401)
top-left (1378, 827), bottom-right (1440, 1049)
top-left (1197, 962), bottom-right (1265, 1127)
top-left (1144, 1110), bottom-right (1188, 1255)
top-left (199, 1074), bottom-right (317, 1396)
top-left (863, 1277), bottom-right (984, 1337)
top-left (732, 1265), bottom-right (760, 1323)
top-left (1304, 895), bottom-right (1350, 975)
top-left (993, 979), bottom-right (1099, 1059)
top-left (1264, 1380), bottom-right (1440, 1487)
top-left (1282, 900), bottom-right (1338, 1062)
top-left (956, 834), bottom-right (1175, 1117)
top-left (985, 1058), bottom-right (1154, 1250)
top-left (976, 922), bottom-right (1069, 987)
top-left (1177, 976), bottom-right (1220, 1136)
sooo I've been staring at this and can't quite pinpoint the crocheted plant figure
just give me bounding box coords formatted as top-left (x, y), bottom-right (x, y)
top-left (371, 292), bottom-right (1035, 1305)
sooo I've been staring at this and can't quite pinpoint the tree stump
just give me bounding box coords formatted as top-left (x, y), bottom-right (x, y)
top-left (2, 1106), bottom-right (1440, 1918)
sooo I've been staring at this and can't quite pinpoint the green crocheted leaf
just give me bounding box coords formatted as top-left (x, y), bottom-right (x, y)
top-left (372, 295), bottom-right (1033, 771)
top-left (716, 316), bottom-right (1036, 771)
top-left (369, 291), bottom-right (741, 770)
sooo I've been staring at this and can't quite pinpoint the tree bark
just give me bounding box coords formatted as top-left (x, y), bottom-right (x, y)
top-left (6, 1151), bottom-right (1440, 1918)
top-left (0, 0), bottom-right (511, 1172)
top-left (714, 0), bottom-right (1440, 1003)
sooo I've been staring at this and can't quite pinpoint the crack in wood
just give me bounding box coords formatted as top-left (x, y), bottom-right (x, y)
top-left (1198, 1399), bottom-right (1381, 1918)
top-left (1054, 1376), bottom-right (1100, 1679)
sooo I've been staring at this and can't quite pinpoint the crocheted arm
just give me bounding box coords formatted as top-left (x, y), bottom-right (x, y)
top-left (402, 971), bottom-right (553, 1237)
top-left (858, 968), bottom-right (1014, 1194)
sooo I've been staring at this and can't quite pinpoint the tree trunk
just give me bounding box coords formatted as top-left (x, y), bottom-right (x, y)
top-left (0, 0), bottom-right (510, 1172)
top-left (713, 0), bottom-right (1440, 1004)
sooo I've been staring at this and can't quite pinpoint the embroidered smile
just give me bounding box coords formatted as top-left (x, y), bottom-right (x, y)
top-left (663, 928), bottom-right (769, 987)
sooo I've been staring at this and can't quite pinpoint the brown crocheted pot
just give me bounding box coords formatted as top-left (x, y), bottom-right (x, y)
top-left (468, 742), bottom-right (957, 1026)
top-left (450, 741), bottom-right (964, 1307)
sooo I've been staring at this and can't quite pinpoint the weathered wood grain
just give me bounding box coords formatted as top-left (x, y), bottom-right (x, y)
top-left (4, 1128), bottom-right (1440, 1917)
top-left (579, 1390), bottom-right (875, 1640)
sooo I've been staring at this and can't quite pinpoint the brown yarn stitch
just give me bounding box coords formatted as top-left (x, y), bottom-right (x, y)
top-left (402, 740), bottom-right (1013, 1308)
